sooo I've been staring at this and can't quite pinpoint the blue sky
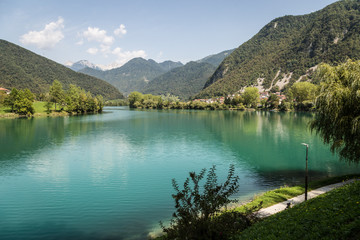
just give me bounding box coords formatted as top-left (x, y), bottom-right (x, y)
top-left (0, 0), bottom-right (338, 68)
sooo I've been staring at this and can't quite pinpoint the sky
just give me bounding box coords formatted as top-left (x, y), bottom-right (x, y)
top-left (0, 0), bottom-right (338, 69)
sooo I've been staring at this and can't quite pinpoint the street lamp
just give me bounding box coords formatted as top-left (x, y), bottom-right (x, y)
top-left (301, 143), bottom-right (309, 201)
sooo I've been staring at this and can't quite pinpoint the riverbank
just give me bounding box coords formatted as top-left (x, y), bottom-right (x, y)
top-left (0, 101), bottom-right (102, 119)
top-left (232, 174), bottom-right (360, 213)
top-left (236, 179), bottom-right (360, 239)
top-left (152, 174), bottom-right (360, 239)
top-left (0, 111), bottom-right (72, 119)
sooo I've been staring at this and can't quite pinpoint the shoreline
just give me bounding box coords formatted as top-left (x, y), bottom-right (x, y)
top-left (0, 111), bottom-right (81, 119)
top-left (150, 175), bottom-right (360, 239)
top-left (0, 107), bottom-right (312, 119)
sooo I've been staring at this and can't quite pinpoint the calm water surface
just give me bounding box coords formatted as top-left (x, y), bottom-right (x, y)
top-left (0, 107), bottom-right (358, 239)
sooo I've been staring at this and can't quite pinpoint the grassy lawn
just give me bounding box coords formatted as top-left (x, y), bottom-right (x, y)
top-left (33, 101), bottom-right (49, 113)
top-left (1, 101), bottom-right (70, 118)
top-left (234, 174), bottom-right (360, 213)
top-left (0, 101), bottom-right (49, 114)
top-left (0, 105), bottom-right (10, 114)
top-left (235, 180), bottom-right (360, 240)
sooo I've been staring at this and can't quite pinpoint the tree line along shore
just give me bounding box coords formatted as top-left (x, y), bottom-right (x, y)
top-left (0, 80), bottom-right (104, 117)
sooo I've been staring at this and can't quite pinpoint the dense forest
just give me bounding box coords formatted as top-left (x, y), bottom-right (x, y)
top-left (0, 40), bottom-right (123, 100)
top-left (140, 50), bottom-right (235, 100)
top-left (142, 62), bottom-right (216, 100)
top-left (196, 0), bottom-right (360, 98)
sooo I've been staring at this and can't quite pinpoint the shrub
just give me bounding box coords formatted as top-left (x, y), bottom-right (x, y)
top-left (160, 165), bottom-right (259, 240)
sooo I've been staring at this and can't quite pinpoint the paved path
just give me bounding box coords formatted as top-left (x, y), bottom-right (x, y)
top-left (257, 179), bottom-right (357, 218)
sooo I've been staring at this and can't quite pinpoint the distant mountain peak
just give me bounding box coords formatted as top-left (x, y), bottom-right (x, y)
top-left (65, 60), bottom-right (103, 71)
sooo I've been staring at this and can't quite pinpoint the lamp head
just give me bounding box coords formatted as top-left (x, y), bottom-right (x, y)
top-left (301, 143), bottom-right (309, 147)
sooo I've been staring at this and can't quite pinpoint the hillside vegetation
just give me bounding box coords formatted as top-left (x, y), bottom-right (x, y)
top-left (197, 0), bottom-right (360, 98)
top-left (0, 40), bottom-right (123, 100)
top-left (142, 62), bottom-right (216, 100)
top-left (141, 49), bottom-right (234, 99)
top-left (197, 49), bottom-right (235, 66)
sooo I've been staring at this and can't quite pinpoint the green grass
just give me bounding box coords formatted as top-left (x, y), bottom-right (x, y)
top-left (33, 101), bottom-right (50, 113)
top-left (0, 105), bottom-right (10, 114)
top-left (154, 175), bottom-right (360, 239)
top-left (235, 180), bottom-right (360, 240)
top-left (0, 101), bottom-right (48, 114)
top-left (234, 174), bottom-right (360, 213)
top-left (1, 101), bottom-right (68, 118)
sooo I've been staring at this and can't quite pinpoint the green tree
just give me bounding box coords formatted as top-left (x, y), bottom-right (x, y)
top-left (266, 93), bottom-right (279, 109)
top-left (0, 92), bottom-right (6, 106)
top-left (310, 60), bottom-right (360, 163)
top-left (96, 95), bottom-right (104, 112)
top-left (128, 91), bottom-right (144, 108)
top-left (289, 82), bottom-right (317, 103)
top-left (243, 87), bottom-right (259, 108)
top-left (13, 97), bottom-right (34, 115)
top-left (161, 93), bottom-right (180, 103)
top-left (231, 95), bottom-right (244, 106)
top-left (279, 101), bottom-right (290, 111)
top-left (23, 88), bottom-right (34, 102)
top-left (6, 88), bottom-right (35, 115)
top-left (4, 88), bottom-right (20, 111)
top-left (224, 96), bottom-right (231, 105)
top-left (49, 80), bottom-right (65, 111)
top-left (65, 84), bottom-right (80, 113)
top-left (44, 101), bottom-right (53, 114)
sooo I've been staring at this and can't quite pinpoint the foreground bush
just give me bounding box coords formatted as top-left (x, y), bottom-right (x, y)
top-left (160, 165), bottom-right (260, 240)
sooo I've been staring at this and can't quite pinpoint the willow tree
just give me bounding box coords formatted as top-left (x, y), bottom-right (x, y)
top-left (310, 60), bottom-right (360, 163)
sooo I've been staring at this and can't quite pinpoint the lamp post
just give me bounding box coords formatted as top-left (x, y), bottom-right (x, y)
top-left (301, 143), bottom-right (309, 201)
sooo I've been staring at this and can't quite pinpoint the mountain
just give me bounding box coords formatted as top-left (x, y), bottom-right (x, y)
top-left (196, 0), bottom-right (360, 98)
top-left (159, 60), bottom-right (184, 71)
top-left (0, 40), bottom-right (123, 99)
top-left (65, 60), bottom-right (102, 71)
top-left (142, 61), bottom-right (216, 100)
top-left (197, 49), bottom-right (235, 66)
top-left (141, 49), bottom-right (234, 99)
top-left (79, 58), bottom-right (183, 95)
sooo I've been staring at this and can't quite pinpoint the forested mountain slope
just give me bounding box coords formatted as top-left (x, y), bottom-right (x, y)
top-left (141, 49), bottom-right (234, 99)
top-left (196, 0), bottom-right (360, 98)
top-left (142, 61), bottom-right (216, 100)
top-left (197, 49), bottom-right (235, 67)
top-left (0, 40), bottom-right (123, 99)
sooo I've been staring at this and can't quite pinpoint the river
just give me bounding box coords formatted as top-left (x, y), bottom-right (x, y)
top-left (0, 107), bottom-right (358, 239)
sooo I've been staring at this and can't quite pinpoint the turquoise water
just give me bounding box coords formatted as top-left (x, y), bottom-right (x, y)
top-left (0, 107), bottom-right (358, 239)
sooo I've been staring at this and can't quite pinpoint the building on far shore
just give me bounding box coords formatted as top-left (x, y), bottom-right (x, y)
top-left (0, 87), bottom-right (10, 94)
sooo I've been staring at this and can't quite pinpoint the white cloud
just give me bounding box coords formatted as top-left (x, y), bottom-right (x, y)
top-left (114, 24), bottom-right (127, 37)
top-left (100, 44), bottom-right (111, 54)
top-left (87, 47), bottom-right (98, 55)
top-left (76, 40), bottom-right (84, 45)
top-left (20, 17), bottom-right (64, 49)
top-left (112, 47), bottom-right (147, 66)
top-left (83, 27), bottom-right (114, 45)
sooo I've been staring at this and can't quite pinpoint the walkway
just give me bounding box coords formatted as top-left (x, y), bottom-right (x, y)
top-left (257, 179), bottom-right (357, 218)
